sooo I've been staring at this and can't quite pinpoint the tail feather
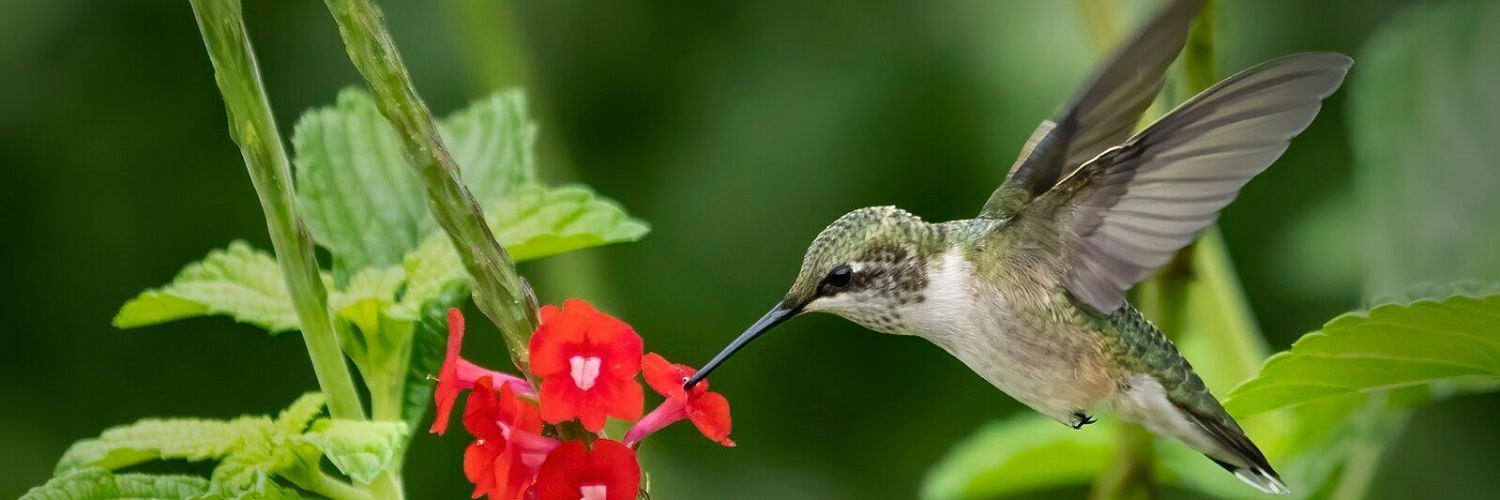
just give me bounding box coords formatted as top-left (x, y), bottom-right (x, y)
top-left (1208, 456), bottom-right (1290, 495)
top-left (1176, 401), bottom-right (1289, 494)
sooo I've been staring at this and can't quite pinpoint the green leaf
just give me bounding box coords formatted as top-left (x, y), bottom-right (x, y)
top-left (1351, 0), bottom-right (1500, 297)
top-left (330, 265), bottom-right (406, 332)
top-left (388, 183), bottom-right (648, 314)
top-left (294, 420), bottom-right (407, 485)
top-left (1225, 288), bottom-right (1500, 416)
top-left (273, 393), bottom-right (327, 437)
top-left (391, 233), bottom-right (467, 319)
top-left (489, 184), bottom-right (650, 261)
top-left (22, 468), bottom-right (211, 500)
top-left (293, 89), bottom-right (428, 276)
top-left (921, 415), bottom-right (1113, 499)
top-left (293, 88), bottom-right (648, 279)
top-left (439, 90), bottom-right (538, 205)
top-left (293, 89), bottom-right (544, 276)
top-left (208, 452), bottom-right (301, 499)
top-left (114, 242), bottom-right (297, 333)
top-left (56, 417), bottom-right (273, 474)
top-left (330, 266), bottom-right (404, 311)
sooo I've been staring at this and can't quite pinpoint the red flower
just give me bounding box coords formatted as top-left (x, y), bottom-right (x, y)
top-left (462, 377), bottom-right (559, 500)
top-left (624, 353), bottom-right (734, 447)
top-left (433, 308), bottom-right (535, 435)
top-left (528, 299), bottom-right (643, 432)
top-left (532, 440), bottom-right (640, 500)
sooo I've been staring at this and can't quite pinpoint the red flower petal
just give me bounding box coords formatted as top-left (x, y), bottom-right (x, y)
top-left (533, 440), bottom-right (640, 500)
top-left (463, 440), bottom-right (499, 499)
top-left (686, 391), bottom-right (735, 447)
top-left (641, 352), bottom-right (699, 399)
top-left (460, 379), bottom-right (555, 500)
top-left (529, 300), bottom-right (645, 432)
top-left (462, 378), bottom-right (505, 441)
top-left (538, 304), bottom-right (561, 323)
top-left (528, 303), bottom-right (588, 378)
top-left (432, 309), bottom-right (534, 435)
top-left (627, 353), bottom-right (734, 447)
top-left (537, 377), bottom-right (582, 428)
top-left (432, 308), bottom-right (469, 434)
top-left (574, 305), bottom-right (642, 380)
top-left (604, 377), bottom-right (644, 425)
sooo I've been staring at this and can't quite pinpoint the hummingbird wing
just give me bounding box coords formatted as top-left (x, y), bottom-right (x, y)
top-left (1040, 52), bottom-right (1352, 312)
top-left (979, 0), bottom-right (1202, 219)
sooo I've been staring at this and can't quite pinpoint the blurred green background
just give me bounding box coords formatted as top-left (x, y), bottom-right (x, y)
top-left (3, 0), bottom-right (1498, 498)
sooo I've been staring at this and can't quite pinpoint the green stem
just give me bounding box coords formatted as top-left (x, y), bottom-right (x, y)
top-left (1089, 422), bottom-right (1156, 500)
top-left (188, 0), bottom-right (365, 422)
top-left (1192, 228), bottom-right (1271, 368)
top-left (281, 456), bottom-right (375, 500)
top-left (1328, 396), bottom-right (1409, 500)
top-left (190, 3), bottom-right (406, 497)
top-left (439, 0), bottom-right (618, 310)
top-left (321, 0), bottom-right (541, 379)
top-left (1082, 1), bottom-right (1222, 498)
top-left (309, 472), bottom-right (375, 500)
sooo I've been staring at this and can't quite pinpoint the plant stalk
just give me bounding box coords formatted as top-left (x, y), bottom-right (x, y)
top-left (282, 456), bottom-right (376, 500)
top-left (321, 0), bottom-right (541, 378)
top-left (188, 0), bottom-right (365, 422)
top-left (190, 3), bottom-right (407, 497)
top-left (1081, 1), bottom-right (1220, 498)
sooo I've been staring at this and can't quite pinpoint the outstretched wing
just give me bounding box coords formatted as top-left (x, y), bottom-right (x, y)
top-left (979, 0), bottom-right (1202, 219)
top-left (1042, 52), bottom-right (1352, 312)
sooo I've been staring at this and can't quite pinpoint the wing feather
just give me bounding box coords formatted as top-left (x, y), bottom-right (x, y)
top-left (1051, 52), bottom-right (1352, 312)
top-left (981, 0), bottom-right (1203, 218)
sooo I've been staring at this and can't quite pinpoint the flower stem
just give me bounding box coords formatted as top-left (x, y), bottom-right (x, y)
top-left (187, 0), bottom-right (365, 423)
top-left (320, 0), bottom-right (541, 378)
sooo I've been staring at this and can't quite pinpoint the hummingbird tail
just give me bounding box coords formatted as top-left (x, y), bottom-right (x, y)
top-left (1173, 401), bottom-right (1290, 495)
top-left (1207, 456), bottom-right (1289, 495)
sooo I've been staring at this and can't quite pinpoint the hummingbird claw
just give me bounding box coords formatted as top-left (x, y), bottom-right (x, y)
top-left (1071, 412), bottom-right (1096, 429)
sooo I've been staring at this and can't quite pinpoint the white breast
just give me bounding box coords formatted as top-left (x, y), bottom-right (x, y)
top-left (903, 248), bottom-right (1114, 423)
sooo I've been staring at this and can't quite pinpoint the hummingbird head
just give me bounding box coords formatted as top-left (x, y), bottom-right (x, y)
top-left (784, 206), bottom-right (932, 327)
top-left (687, 206), bottom-right (937, 388)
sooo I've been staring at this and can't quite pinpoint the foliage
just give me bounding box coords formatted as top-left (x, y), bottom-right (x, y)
top-left (30, 0), bottom-right (649, 495)
top-left (22, 469), bottom-right (211, 500)
top-left (1225, 285), bottom-right (1500, 416)
top-left (26, 394), bottom-right (407, 499)
top-left (75, 86), bottom-right (648, 496)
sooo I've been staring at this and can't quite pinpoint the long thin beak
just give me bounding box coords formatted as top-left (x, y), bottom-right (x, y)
top-left (685, 302), bottom-right (800, 389)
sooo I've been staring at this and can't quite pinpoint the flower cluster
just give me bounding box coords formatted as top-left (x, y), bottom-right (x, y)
top-left (432, 299), bottom-right (734, 499)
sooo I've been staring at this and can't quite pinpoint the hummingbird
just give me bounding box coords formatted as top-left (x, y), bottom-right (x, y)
top-left (685, 0), bottom-right (1350, 494)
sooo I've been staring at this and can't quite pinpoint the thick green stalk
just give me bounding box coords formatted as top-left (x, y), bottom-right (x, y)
top-left (191, 4), bottom-right (406, 497)
top-left (321, 0), bottom-right (540, 376)
top-left (188, 0), bottom-right (365, 422)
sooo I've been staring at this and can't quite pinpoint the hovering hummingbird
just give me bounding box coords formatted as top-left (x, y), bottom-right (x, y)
top-left (686, 0), bottom-right (1350, 494)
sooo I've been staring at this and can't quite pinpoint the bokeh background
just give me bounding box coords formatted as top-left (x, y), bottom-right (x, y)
top-left (3, 0), bottom-right (1497, 498)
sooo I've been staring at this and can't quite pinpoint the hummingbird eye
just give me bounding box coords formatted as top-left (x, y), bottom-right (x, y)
top-left (820, 264), bottom-right (854, 294)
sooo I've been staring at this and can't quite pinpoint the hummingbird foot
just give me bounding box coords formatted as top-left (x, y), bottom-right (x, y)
top-left (1070, 412), bottom-right (1096, 429)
